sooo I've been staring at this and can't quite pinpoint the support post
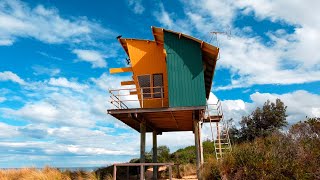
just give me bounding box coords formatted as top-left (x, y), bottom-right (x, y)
top-left (113, 165), bottom-right (117, 180)
top-left (153, 130), bottom-right (158, 180)
top-left (140, 165), bottom-right (144, 180)
top-left (200, 122), bottom-right (204, 165)
top-left (126, 166), bottom-right (129, 180)
top-left (140, 119), bottom-right (146, 163)
top-left (168, 165), bottom-right (172, 180)
top-left (194, 119), bottom-right (203, 179)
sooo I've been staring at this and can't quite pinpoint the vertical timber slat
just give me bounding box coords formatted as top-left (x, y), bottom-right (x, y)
top-left (113, 165), bottom-right (116, 180)
top-left (140, 165), bottom-right (144, 180)
top-left (194, 119), bottom-right (201, 179)
top-left (153, 131), bottom-right (158, 180)
top-left (140, 119), bottom-right (146, 163)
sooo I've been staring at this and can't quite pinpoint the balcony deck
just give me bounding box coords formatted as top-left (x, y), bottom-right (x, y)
top-left (108, 106), bottom-right (210, 133)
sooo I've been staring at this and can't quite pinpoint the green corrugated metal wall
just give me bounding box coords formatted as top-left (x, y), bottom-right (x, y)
top-left (164, 31), bottom-right (206, 107)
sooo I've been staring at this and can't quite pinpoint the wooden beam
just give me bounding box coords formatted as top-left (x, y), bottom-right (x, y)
top-left (131, 113), bottom-right (160, 133)
top-left (130, 91), bottom-right (138, 95)
top-left (170, 111), bottom-right (179, 128)
top-left (152, 27), bottom-right (158, 45)
top-left (121, 80), bottom-right (135, 86)
top-left (109, 67), bottom-right (133, 74)
top-left (108, 106), bottom-right (206, 114)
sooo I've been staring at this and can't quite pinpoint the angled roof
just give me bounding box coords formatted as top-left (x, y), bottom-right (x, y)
top-left (118, 26), bottom-right (220, 99)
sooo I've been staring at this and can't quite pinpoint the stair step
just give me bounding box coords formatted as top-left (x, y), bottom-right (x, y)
top-left (216, 147), bottom-right (231, 150)
top-left (215, 143), bottom-right (230, 145)
top-left (214, 140), bottom-right (229, 142)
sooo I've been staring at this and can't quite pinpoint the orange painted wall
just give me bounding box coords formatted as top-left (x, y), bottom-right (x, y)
top-left (126, 39), bottom-right (168, 108)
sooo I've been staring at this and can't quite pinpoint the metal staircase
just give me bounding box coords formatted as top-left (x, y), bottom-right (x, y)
top-left (206, 101), bottom-right (232, 160)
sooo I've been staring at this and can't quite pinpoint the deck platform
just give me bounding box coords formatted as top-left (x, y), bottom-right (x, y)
top-left (107, 106), bottom-right (216, 133)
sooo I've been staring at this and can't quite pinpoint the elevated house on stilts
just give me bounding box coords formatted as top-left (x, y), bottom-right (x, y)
top-left (108, 27), bottom-right (231, 179)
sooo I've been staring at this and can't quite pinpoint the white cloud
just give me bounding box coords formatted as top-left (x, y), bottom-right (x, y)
top-left (184, 0), bottom-right (237, 28)
top-left (32, 65), bottom-right (60, 76)
top-left (237, 0), bottom-right (320, 28)
top-left (0, 0), bottom-right (115, 46)
top-left (0, 122), bottom-right (19, 138)
top-left (72, 49), bottom-right (107, 68)
top-left (91, 73), bottom-right (139, 109)
top-left (215, 35), bottom-right (320, 90)
top-left (153, 2), bottom-right (191, 35)
top-left (0, 71), bottom-right (25, 85)
top-left (250, 90), bottom-right (320, 123)
top-left (154, 3), bottom-right (173, 28)
top-left (2, 93), bottom-right (97, 127)
top-left (154, 1), bottom-right (320, 89)
top-left (48, 77), bottom-right (88, 91)
top-left (219, 90), bottom-right (320, 126)
top-left (128, 0), bottom-right (145, 14)
top-left (91, 73), bottom-right (125, 91)
top-left (0, 39), bottom-right (13, 46)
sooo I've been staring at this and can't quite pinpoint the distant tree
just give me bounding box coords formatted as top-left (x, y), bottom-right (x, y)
top-left (148, 145), bottom-right (171, 163)
top-left (290, 117), bottom-right (320, 140)
top-left (157, 146), bottom-right (170, 162)
top-left (239, 98), bottom-right (288, 142)
top-left (227, 118), bottom-right (241, 144)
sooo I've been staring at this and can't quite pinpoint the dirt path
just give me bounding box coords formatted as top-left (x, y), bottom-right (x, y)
top-left (146, 166), bottom-right (198, 180)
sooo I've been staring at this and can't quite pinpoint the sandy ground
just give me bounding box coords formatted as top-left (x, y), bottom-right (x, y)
top-left (146, 166), bottom-right (197, 180)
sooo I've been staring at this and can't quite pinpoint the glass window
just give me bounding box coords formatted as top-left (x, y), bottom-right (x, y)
top-left (153, 74), bottom-right (163, 98)
top-left (138, 75), bottom-right (151, 98)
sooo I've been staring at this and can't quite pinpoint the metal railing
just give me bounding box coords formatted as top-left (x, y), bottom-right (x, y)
top-left (206, 100), bottom-right (224, 118)
top-left (109, 86), bottom-right (165, 109)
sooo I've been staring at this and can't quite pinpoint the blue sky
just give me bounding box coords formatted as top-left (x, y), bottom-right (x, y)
top-left (0, 0), bottom-right (319, 168)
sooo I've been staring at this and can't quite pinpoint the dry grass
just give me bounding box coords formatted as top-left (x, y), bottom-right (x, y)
top-left (0, 166), bottom-right (98, 180)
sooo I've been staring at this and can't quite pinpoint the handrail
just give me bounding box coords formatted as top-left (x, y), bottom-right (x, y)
top-left (206, 100), bottom-right (223, 118)
top-left (109, 86), bottom-right (165, 109)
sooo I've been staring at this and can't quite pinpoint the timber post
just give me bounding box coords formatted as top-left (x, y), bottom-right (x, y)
top-left (153, 130), bottom-right (158, 180)
top-left (194, 118), bottom-right (203, 179)
top-left (140, 118), bottom-right (146, 180)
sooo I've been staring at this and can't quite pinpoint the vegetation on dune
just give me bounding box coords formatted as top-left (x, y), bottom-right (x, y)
top-left (202, 98), bottom-right (320, 179)
top-left (0, 166), bottom-right (98, 180)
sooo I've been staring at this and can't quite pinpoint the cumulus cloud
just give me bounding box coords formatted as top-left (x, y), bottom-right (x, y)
top-left (219, 90), bottom-right (320, 126)
top-left (0, 0), bottom-right (115, 46)
top-left (153, 2), bottom-right (191, 35)
top-left (0, 122), bottom-right (20, 138)
top-left (154, 0), bottom-right (320, 89)
top-left (0, 71), bottom-right (26, 85)
top-left (72, 49), bottom-right (107, 68)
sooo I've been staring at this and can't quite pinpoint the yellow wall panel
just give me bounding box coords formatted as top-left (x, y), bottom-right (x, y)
top-left (126, 40), bottom-right (168, 108)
